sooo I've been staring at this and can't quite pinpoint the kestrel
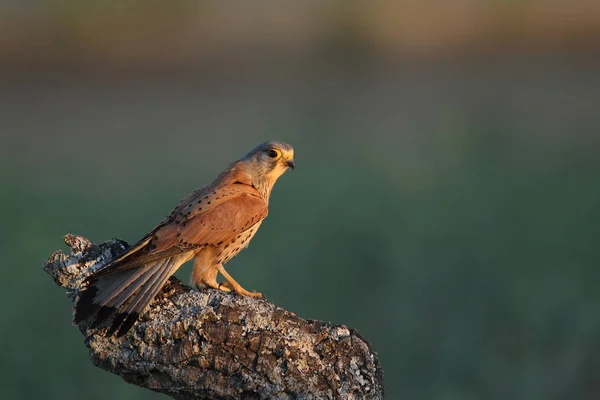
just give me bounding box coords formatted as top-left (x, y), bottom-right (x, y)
top-left (74, 141), bottom-right (295, 336)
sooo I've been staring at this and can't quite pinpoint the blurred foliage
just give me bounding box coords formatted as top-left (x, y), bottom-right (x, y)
top-left (1, 0), bottom-right (600, 67)
top-left (1, 2), bottom-right (600, 396)
top-left (1, 80), bottom-right (600, 398)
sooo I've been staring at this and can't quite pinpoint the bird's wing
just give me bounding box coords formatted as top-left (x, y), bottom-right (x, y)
top-left (152, 183), bottom-right (268, 250)
top-left (94, 183), bottom-right (267, 276)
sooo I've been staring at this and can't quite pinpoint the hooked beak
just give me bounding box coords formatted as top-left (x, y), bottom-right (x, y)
top-left (285, 158), bottom-right (295, 170)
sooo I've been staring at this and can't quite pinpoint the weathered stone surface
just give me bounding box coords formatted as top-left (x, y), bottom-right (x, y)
top-left (44, 234), bottom-right (385, 399)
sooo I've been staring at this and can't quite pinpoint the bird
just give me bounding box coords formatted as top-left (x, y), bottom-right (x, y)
top-left (74, 141), bottom-right (295, 336)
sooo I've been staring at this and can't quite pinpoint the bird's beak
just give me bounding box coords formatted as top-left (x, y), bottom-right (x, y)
top-left (285, 158), bottom-right (295, 170)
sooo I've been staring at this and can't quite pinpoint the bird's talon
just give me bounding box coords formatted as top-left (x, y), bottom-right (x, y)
top-left (217, 281), bottom-right (232, 291)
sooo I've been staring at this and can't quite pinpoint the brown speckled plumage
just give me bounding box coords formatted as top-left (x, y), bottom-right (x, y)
top-left (74, 141), bottom-right (295, 336)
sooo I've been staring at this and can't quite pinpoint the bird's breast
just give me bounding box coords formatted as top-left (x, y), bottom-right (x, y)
top-left (217, 221), bottom-right (263, 264)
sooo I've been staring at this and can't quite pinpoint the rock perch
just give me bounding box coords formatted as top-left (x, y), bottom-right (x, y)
top-left (44, 234), bottom-right (385, 399)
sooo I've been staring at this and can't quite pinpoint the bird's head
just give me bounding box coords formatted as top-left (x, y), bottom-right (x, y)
top-left (243, 140), bottom-right (295, 177)
top-left (237, 141), bottom-right (295, 198)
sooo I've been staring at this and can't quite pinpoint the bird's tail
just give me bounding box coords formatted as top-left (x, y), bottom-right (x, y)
top-left (74, 254), bottom-right (186, 336)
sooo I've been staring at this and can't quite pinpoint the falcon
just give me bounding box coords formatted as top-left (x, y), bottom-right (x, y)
top-left (74, 141), bottom-right (295, 336)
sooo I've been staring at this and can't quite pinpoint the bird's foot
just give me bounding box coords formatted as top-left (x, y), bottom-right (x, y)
top-left (219, 281), bottom-right (262, 298)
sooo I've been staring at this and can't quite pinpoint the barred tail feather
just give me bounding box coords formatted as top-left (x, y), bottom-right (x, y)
top-left (74, 254), bottom-right (188, 336)
top-left (109, 258), bottom-right (176, 336)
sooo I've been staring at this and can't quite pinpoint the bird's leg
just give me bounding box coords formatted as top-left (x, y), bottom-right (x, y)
top-left (191, 264), bottom-right (230, 292)
top-left (217, 265), bottom-right (262, 298)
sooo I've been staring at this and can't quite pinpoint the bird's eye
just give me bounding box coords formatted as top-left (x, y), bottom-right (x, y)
top-left (268, 149), bottom-right (280, 158)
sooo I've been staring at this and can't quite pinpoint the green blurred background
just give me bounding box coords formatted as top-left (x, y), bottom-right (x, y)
top-left (1, 1), bottom-right (600, 399)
